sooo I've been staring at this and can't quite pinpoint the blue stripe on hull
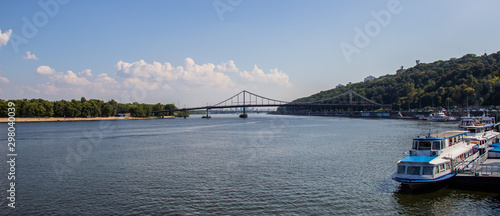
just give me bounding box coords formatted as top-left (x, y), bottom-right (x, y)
top-left (392, 173), bottom-right (456, 184)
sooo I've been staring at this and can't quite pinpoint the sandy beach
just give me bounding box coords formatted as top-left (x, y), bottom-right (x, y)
top-left (0, 116), bottom-right (175, 123)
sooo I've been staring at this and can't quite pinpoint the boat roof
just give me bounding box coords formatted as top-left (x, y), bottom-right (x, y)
top-left (401, 156), bottom-right (436, 163)
top-left (490, 147), bottom-right (500, 153)
top-left (400, 156), bottom-right (451, 165)
top-left (490, 142), bottom-right (500, 148)
top-left (414, 131), bottom-right (466, 140)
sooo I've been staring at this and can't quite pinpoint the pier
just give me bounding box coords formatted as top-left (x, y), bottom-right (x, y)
top-left (451, 143), bottom-right (500, 191)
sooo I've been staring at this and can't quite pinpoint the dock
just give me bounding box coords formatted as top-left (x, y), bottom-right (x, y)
top-left (450, 147), bottom-right (500, 191)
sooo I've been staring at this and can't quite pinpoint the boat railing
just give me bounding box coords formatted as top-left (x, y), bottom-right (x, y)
top-left (475, 164), bottom-right (500, 176)
top-left (454, 153), bottom-right (486, 174)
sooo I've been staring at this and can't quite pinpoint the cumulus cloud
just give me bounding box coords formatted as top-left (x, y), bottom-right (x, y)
top-left (116, 58), bottom-right (236, 89)
top-left (78, 69), bottom-right (92, 77)
top-left (0, 28), bottom-right (12, 47)
top-left (39, 83), bottom-right (59, 95)
top-left (116, 59), bottom-right (180, 81)
top-left (23, 51), bottom-right (38, 60)
top-left (0, 76), bottom-right (9, 84)
top-left (215, 60), bottom-right (238, 73)
top-left (95, 73), bottom-right (117, 84)
top-left (22, 58), bottom-right (292, 104)
top-left (36, 66), bottom-right (92, 86)
top-left (33, 66), bottom-right (119, 98)
top-left (240, 65), bottom-right (291, 86)
top-left (36, 66), bottom-right (56, 75)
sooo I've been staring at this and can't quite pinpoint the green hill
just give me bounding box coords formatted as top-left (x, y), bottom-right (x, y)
top-left (291, 51), bottom-right (500, 110)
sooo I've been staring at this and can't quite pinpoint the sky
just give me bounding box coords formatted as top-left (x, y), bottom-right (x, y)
top-left (1, 0), bottom-right (500, 107)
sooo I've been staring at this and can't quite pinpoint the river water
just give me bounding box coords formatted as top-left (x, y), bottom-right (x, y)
top-left (1, 114), bottom-right (500, 215)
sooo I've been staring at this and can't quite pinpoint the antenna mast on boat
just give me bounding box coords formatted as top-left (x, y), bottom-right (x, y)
top-left (467, 92), bottom-right (470, 117)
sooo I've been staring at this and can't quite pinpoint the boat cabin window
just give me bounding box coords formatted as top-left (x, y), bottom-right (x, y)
top-left (432, 141), bottom-right (442, 150)
top-left (397, 165), bottom-right (405, 174)
top-left (422, 167), bottom-right (433, 175)
top-left (407, 166), bottom-right (421, 175)
top-left (414, 141), bottom-right (432, 150)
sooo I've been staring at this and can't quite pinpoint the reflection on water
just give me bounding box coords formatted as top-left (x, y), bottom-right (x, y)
top-left (0, 114), bottom-right (499, 215)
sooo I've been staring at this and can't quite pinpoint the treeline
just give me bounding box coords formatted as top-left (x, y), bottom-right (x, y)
top-left (0, 97), bottom-right (177, 118)
top-left (290, 51), bottom-right (500, 110)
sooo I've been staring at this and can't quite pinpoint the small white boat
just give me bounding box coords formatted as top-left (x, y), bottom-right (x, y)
top-left (392, 131), bottom-right (477, 190)
top-left (427, 112), bottom-right (448, 122)
top-left (459, 116), bottom-right (500, 153)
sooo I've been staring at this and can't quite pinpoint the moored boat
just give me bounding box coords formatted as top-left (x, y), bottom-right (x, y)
top-left (460, 117), bottom-right (500, 146)
top-left (427, 112), bottom-right (448, 122)
top-left (392, 131), bottom-right (477, 190)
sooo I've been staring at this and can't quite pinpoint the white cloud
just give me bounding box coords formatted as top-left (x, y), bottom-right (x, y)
top-left (116, 58), bottom-right (236, 89)
top-left (36, 66), bottom-right (92, 86)
top-left (0, 28), bottom-right (12, 47)
top-left (0, 76), bottom-right (9, 84)
top-left (58, 71), bottom-right (92, 86)
top-left (240, 65), bottom-right (291, 86)
top-left (39, 83), bottom-right (59, 95)
top-left (23, 51), bottom-right (38, 60)
top-left (180, 58), bottom-right (234, 88)
top-left (36, 66), bottom-right (56, 75)
top-left (215, 60), bottom-right (239, 73)
top-left (116, 59), bottom-right (181, 82)
top-left (95, 73), bottom-right (117, 84)
top-left (78, 69), bottom-right (92, 77)
top-left (20, 58), bottom-right (292, 105)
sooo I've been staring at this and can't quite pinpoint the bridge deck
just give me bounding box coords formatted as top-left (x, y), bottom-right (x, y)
top-left (153, 90), bottom-right (390, 113)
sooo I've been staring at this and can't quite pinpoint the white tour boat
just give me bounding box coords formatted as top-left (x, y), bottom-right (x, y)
top-left (459, 117), bottom-right (500, 149)
top-left (392, 131), bottom-right (477, 190)
top-left (427, 112), bottom-right (448, 122)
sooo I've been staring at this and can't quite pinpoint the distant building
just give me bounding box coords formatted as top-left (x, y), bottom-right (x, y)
top-left (396, 66), bottom-right (405, 74)
top-left (364, 75), bottom-right (376, 82)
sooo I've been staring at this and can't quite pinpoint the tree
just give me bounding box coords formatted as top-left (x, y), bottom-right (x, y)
top-left (129, 103), bottom-right (145, 117)
top-left (282, 51), bottom-right (500, 112)
top-left (0, 100), bottom-right (7, 117)
top-left (107, 99), bottom-right (118, 116)
top-left (102, 103), bottom-right (114, 117)
top-left (152, 103), bottom-right (163, 116)
top-left (54, 100), bottom-right (66, 117)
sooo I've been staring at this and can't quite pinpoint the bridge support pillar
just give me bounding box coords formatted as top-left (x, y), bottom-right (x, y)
top-left (204, 108), bottom-right (210, 119)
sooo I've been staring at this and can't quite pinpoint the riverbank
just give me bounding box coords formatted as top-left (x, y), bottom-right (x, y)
top-left (0, 116), bottom-right (175, 123)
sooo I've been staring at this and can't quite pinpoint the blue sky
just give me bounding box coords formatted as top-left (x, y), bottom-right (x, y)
top-left (1, 0), bottom-right (500, 107)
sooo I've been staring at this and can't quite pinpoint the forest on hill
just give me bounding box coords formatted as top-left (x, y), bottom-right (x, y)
top-left (291, 52), bottom-right (500, 110)
top-left (0, 97), bottom-right (177, 118)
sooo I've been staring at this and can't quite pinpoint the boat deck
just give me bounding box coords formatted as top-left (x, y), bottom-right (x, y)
top-left (474, 158), bottom-right (500, 176)
top-left (431, 131), bottom-right (466, 138)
